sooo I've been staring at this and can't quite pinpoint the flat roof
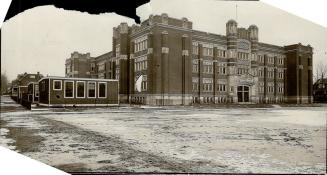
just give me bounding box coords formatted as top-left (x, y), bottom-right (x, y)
top-left (38, 76), bottom-right (119, 82)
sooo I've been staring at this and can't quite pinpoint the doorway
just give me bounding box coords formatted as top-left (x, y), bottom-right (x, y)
top-left (237, 86), bottom-right (249, 102)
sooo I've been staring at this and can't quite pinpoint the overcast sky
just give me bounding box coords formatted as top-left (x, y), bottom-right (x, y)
top-left (2, 0), bottom-right (327, 81)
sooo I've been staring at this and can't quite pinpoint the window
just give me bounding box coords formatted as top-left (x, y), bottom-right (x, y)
top-left (203, 65), bottom-right (213, 74)
top-left (35, 85), bottom-right (39, 97)
top-left (192, 83), bottom-right (198, 91)
top-left (203, 84), bottom-right (213, 92)
top-left (88, 82), bottom-right (96, 98)
top-left (203, 47), bottom-right (213, 56)
top-left (116, 44), bottom-right (120, 57)
top-left (91, 63), bottom-right (95, 71)
top-left (76, 81), bottom-right (85, 98)
top-left (98, 63), bottom-right (105, 72)
top-left (134, 39), bottom-right (148, 52)
top-left (218, 63), bottom-right (227, 75)
top-left (217, 84), bottom-right (226, 92)
top-left (98, 82), bottom-right (107, 98)
top-left (202, 78), bottom-right (213, 92)
top-left (192, 45), bottom-right (198, 54)
top-left (258, 68), bottom-right (264, 77)
top-left (134, 56), bottom-right (148, 72)
top-left (64, 81), bottom-right (74, 98)
top-left (30, 75), bottom-right (35, 79)
top-left (53, 80), bottom-right (62, 90)
top-left (142, 75), bottom-right (148, 91)
top-left (192, 64), bottom-right (198, 72)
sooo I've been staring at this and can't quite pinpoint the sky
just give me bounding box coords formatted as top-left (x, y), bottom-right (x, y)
top-left (1, 0), bottom-right (327, 81)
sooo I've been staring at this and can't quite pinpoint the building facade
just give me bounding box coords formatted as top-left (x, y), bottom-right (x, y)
top-left (66, 14), bottom-right (313, 105)
top-left (38, 77), bottom-right (119, 107)
top-left (65, 51), bottom-right (114, 79)
top-left (11, 72), bottom-right (43, 102)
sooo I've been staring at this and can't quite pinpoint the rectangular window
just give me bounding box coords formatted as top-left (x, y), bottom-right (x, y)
top-left (192, 45), bottom-right (198, 54)
top-left (91, 63), bottom-right (95, 71)
top-left (98, 63), bottom-right (105, 71)
top-left (116, 44), bottom-right (120, 57)
top-left (192, 83), bottom-right (198, 91)
top-left (35, 85), bottom-right (39, 97)
top-left (53, 80), bottom-right (62, 90)
top-left (192, 64), bottom-right (198, 73)
top-left (76, 81), bottom-right (85, 98)
top-left (98, 82), bottom-right (107, 98)
top-left (64, 81), bottom-right (74, 98)
top-left (88, 82), bottom-right (96, 98)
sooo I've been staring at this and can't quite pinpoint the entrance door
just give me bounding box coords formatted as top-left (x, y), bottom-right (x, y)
top-left (237, 86), bottom-right (250, 102)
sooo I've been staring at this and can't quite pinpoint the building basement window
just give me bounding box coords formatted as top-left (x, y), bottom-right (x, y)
top-left (88, 82), bottom-right (96, 98)
top-left (64, 81), bottom-right (74, 98)
top-left (98, 82), bottom-right (107, 98)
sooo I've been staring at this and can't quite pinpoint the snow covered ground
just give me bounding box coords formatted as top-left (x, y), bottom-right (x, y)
top-left (1, 96), bottom-right (326, 173)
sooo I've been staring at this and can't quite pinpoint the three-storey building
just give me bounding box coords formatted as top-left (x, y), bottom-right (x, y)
top-left (65, 14), bottom-right (313, 105)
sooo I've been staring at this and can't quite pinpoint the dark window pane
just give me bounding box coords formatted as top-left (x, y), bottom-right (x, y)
top-left (244, 92), bottom-right (249, 102)
top-left (244, 86), bottom-right (249, 91)
top-left (88, 83), bottom-right (96, 97)
top-left (237, 92), bottom-right (243, 102)
top-left (99, 83), bottom-right (106, 98)
top-left (77, 82), bottom-right (85, 97)
top-left (65, 82), bottom-right (73, 97)
top-left (54, 81), bottom-right (61, 90)
top-left (35, 85), bottom-right (39, 97)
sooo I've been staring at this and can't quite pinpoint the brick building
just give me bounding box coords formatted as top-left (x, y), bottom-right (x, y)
top-left (11, 72), bottom-right (43, 102)
top-left (66, 14), bottom-right (313, 105)
top-left (65, 51), bottom-right (114, 79)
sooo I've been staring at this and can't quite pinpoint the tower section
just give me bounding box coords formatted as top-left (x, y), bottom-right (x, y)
top-left (226, 19), bottom-right (238, 103)
top-left (112, 22), bottom-right (131, 103)
top-left (248, 25), bottom-right (259, 53)
top-left (226, 19), bottom-right (238, 50)
top-left (284, 43), bottom-right (313, 104)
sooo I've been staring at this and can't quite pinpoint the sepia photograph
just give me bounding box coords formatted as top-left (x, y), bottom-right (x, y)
top-left (1, 0), bottom-right (326, 174)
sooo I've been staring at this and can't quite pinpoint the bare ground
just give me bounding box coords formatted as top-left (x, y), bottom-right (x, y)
top-left (0, 96), bottom-right (326, 173)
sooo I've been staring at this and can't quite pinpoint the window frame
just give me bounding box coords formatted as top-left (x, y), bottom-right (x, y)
top-left (64, 81), bottom-right (74, 98)
top-left (53, 80), bottom-right (62, 91)
top-left (76, 81), bottom-right (86, 98)
top-left (98, 82), bottom-right (107, 98)
top-left (34, 84), bottom-right (39, 97)
top-left (87, 81), bottom-right (97, 98)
